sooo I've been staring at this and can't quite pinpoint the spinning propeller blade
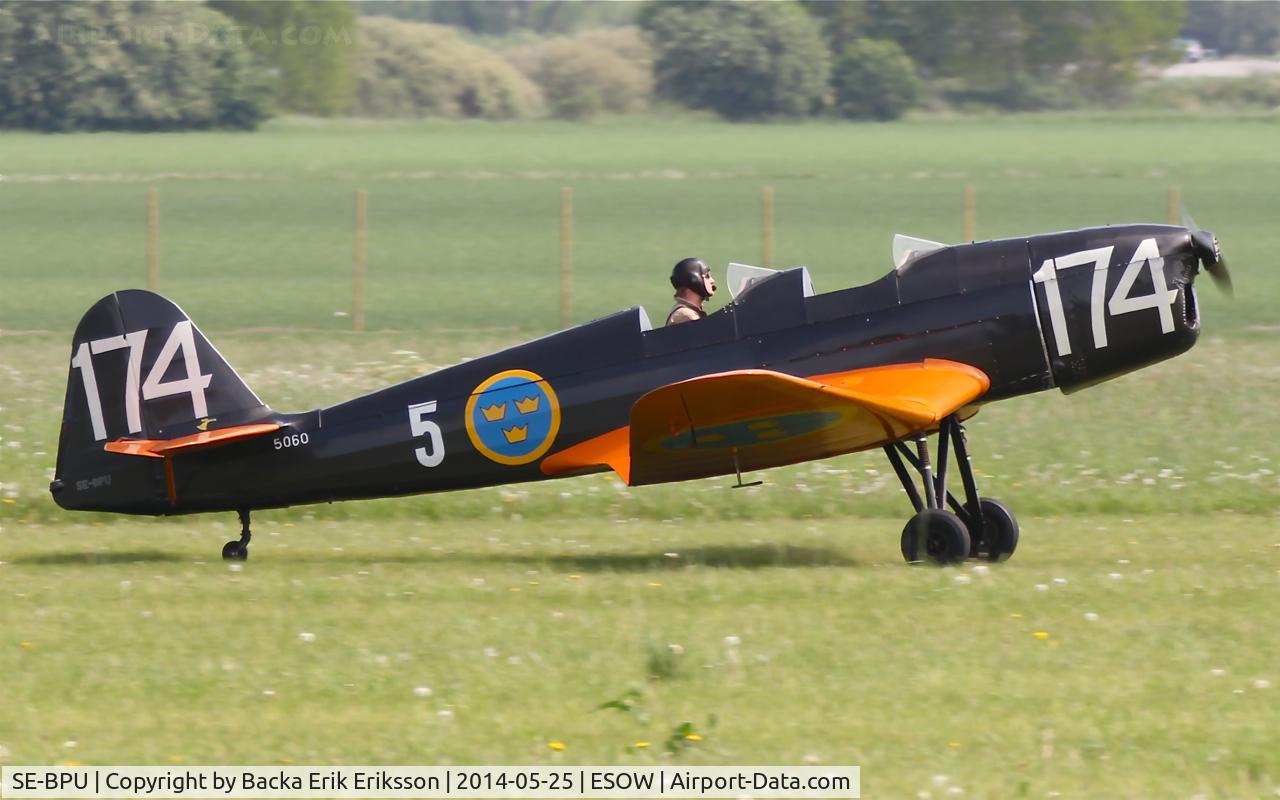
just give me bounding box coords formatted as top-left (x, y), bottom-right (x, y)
top-left (1180, 205), bottom-right (1233, 297)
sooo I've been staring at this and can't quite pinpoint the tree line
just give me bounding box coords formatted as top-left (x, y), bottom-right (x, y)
top-left (1, 0), bottom-right (1271, 132)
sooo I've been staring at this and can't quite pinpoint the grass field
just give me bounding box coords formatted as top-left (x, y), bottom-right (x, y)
top-left (2, 515), bottom-right (1278, 796)
top-left (2, 114), bottom-right (1279, 795)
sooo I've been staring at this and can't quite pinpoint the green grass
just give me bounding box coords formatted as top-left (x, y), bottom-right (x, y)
top-left (1, 515), bottom-right (1278, 796)
top-left (2, 114), bottom-right (1279, 793)
top-left (1, 113), bottom-right (1276, 335)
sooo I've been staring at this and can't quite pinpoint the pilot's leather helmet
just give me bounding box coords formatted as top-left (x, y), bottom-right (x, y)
top-left (670, 257), bottom-right (714, 299)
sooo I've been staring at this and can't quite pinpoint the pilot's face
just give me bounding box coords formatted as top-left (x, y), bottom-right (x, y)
top-left (702, 270), bottom-right (717, 298)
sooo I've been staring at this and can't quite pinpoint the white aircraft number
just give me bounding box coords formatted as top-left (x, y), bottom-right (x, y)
top-left (273, 433), bottom-right (310, 450)
top-left (1032, 237), bottom-right (1178, 358)
top-left (408, 401), bottom-right (445, 468)
top-left (71, 321), bottom-right (212, 442)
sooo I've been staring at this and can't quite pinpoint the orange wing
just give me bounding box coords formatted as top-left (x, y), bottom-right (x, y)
top-left (104, 423), bottom-right (282, 459)
top-left (541, 359), bottom-right (988, 486)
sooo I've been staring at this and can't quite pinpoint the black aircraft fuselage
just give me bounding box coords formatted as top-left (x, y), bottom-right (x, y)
top-left (52, 223), bottom-right (1217, 563)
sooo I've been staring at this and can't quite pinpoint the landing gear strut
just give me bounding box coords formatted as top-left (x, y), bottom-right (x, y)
top-left (883, 416), bottom-right (1018, 566)
top-left (222, 509), bottom-right (252, 561)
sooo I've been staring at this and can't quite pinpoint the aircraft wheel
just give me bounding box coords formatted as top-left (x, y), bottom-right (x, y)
top-left (972, 498), bottom-right (1018, 562)
top-left (222, 540), bottom-right (248, 562)
top-left (901, 509), bottom-right (971, 566)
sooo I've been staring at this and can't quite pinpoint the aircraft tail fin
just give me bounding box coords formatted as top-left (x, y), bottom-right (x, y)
top-left (51, 290), bottom-right (272, 512)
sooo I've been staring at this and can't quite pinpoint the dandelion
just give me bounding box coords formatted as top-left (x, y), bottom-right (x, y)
top-left (1033, 631), bottom-right (1050, 640)
top-left (1008, 613), bottom-right (1023, 619)
top-left (684, 733), bottom-right (702, 742)
top-left (648, 582), bottom-right (662, 588)
top-left (1, 499), bottom-right (14, 505)
top-left (18, 642), bottom-right (32, 650)
top-left (569, 574), bottom-right (582, 581)
top-left (948, 742), bottom-right (962, 749)
top-left (548, 741), bottom-right (566, 751)
top-left (634, 742), bottom-right (649, 750)
top-left (298, 632), bottom-right (315, 643)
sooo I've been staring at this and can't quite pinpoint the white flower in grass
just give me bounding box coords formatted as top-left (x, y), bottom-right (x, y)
top-left (1083, 612), bottom-right (1099, 622)
top-left (1210, 668), bottom-right (1226, 677)
top-left (1034, 584), bottom-right (1049, 592)
top-left (1253, 678), bottom-right (1271, 690)
top-left (298, 632), bottom-right (315, 643)
top-left (1108, 573), bottom-right (1123, 580)
top-left (413, 686), bottom-right (432, 698)
top-left (953, 575), bottom-right (971, 585)
top-left (437, 709), bottom-right (454, 720)
top-left (724, 636), bottom-right (741, 647)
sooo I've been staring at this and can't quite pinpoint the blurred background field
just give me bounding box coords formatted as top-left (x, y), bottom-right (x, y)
top-left (2, 113), bottom-right (1278, 334)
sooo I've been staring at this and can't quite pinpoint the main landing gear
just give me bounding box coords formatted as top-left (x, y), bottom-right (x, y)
top-left (883, 416), bottom-right (1019, 566)
top-left (221, 508), bottom-right (252, 561)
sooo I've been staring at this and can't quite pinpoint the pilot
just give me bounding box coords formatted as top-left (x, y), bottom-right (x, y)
top-left (666, 257), bottom-right (717, 326)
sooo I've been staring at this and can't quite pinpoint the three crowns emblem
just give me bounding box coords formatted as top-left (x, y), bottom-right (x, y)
top-left (478, 396), bottom-right (542, 444)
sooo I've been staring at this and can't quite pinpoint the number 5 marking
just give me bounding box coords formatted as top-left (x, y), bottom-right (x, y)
top-left (408, 401), bottom-right (445, 468)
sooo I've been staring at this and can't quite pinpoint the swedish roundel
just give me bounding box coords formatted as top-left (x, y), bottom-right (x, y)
top-left (465, 369), bottom-right (561, 466)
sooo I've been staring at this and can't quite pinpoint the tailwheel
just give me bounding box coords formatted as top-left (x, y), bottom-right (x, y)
top-left (970, 497), bottom-right (1018, 562)
top-left (901, 509), bottom-right (971, 566)
top-left (221, 508), bottom-right (252, 562)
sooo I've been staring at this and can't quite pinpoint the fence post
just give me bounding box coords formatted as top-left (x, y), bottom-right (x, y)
top-left (560, 186), bottom-right (573, 329)
top-left (1167, 186), bottom-right (1181, 225)
top-left (146, 186), bottom-right (159, 291)
top-left (353, 189), bottom-right (367, 332)
top-left (761, 185), bottom-right (775, 267)
top-left (963, 185), bottom-right (976, 242)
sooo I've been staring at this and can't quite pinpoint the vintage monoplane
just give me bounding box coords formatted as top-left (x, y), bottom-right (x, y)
top-left (51, 217), bottom-right (1231, 564)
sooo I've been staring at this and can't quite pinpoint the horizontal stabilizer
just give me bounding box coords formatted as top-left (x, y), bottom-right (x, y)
top-left (104, 423), bottom-right (282, 459)
top-left (541, 360), bottom-right (989, 486)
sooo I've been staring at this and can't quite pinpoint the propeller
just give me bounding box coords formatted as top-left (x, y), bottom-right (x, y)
top-left (1180, 206), bottom-right (1233, 297)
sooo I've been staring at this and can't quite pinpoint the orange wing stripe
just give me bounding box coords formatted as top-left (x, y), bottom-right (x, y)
top-left (104, 423), bottom-right (282, 459)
